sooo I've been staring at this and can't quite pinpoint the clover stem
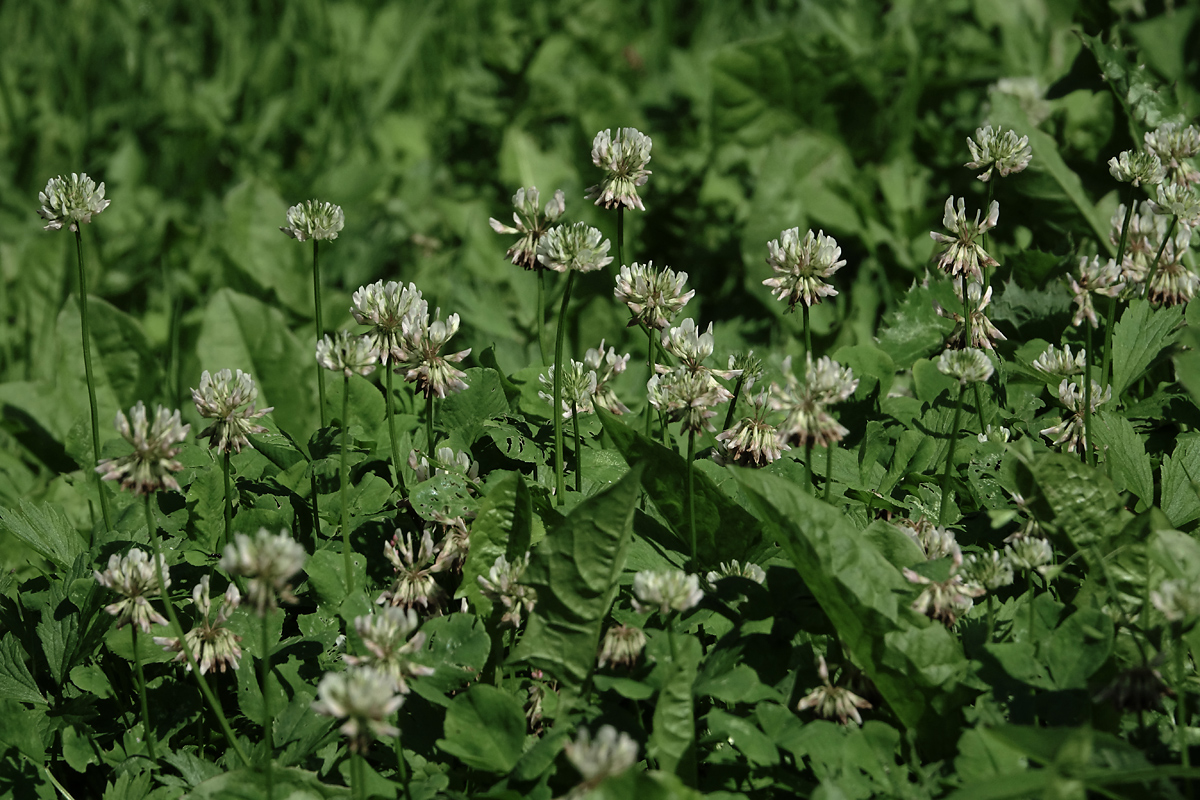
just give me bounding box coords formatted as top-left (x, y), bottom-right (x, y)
top-left (645, 324), bottom-right (656, 436)
top-left (938, 382), bottom-right (966, 527)
top-left (341, 373), bottom-right (352, 593)
top-left (424, 390), bottom-right (435, 454)
top-left (802, 302), bottom-right (812, 359)
top-left (313, 240), bottom-right (328, 428)
top-left (1144, 215), bottom-right (1179, 302)
top-left (805, 440), bottom-right (815, 496)
top-left (130, 624), bottom-right (157, 764)
top-left (687, 429), bottom-right (697, 568)
top-left (75, 229), bottom-right (112, 533)
top-left (261, 608), bottom-right (274, 800)
top-left (617, 206), bottom-right (625, 273)
top-left (723, 374), bottom-right (746, 432)
top-left (222, 450), bottom-right (233, 550)
top-left (553, 271), bottom-right (577, 506)
top-left (572, 401), bottom-right (582, 493)
top-left (396, 730), bottom-right (413, 800)
top-left (536, 269), bottom-right (549, 366)
top-left (385, 366), bottom-right (406, 498)
top-left (823, 442), bottom-right (833, 502)
top-left (1104, 193), bottom-right (1135, 385)
top-left (1084, 318), bottom-right (1095, 467)
top-left (352, 750), bottom-right (365, 800)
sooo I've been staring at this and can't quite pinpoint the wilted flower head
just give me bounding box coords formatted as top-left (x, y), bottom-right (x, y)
top-left (632, 570), bottom-right (703, 616)
top-left (96, 402), bottom-right (190, 495)
top-left (930, 197), bottom-right (999, 284)
top-left (614, 261), bottom-right (694, 329)
top-left (1032, 344), bottom-right (1086, 379)
top-left (942, 282), bottom-right (1007, 351)
top-left (1069, 255), bottom-right (1126, 329)
top-left (537, 222), bottom-right (614, 273)
top-left (965, 125), bottom-right (1032, 182)
top-left (728, 351), bottom-right (764, 384)
top-left (312, 667), bottom-right (405, 752)
top-left (1108, 150), bottom-right (1165, 188)
top-left (1148, 247), bottom-right (1200, 307)
top-left (350, 281), bottom-right (424, 364)
top-left (564, 725), bottom-right (639, 787)
top-left (280, 200), bottom-right (344, 242)
top-left (220, 529), bottom-right (306, 616)
top-left (770, 356), bottom-right (850, 449)
top-left (539, 360), bottom-right (597, 419)
top-left (395, 302), bottom-right (471, 398)
top-left (316, 331), bottom-right (378, 379)
top-left (1151, 578), bottom-right (1200, 624)
top-left (192, 369), bottom-right (273, 454)
top-left (379, 529), bottom-right (447, 613)
top-left (597, 625), bottom-right (646, 669)
top-left (477, 553), bottom-right (538, 628)
top-left (1040, 379), bottom-right (1110, 455)
top-left (489, 187), bottom-right (566, 269)
top-left (894, 517), bottom-right (957, 561)
top-left (1095, 662), bottom-right (1171, 715)
top-left (155, 575), bottom-right (242, 674)
top-left (763, 228), bottom-right (845, 312)
top-left (647, 367), bottom-right (726, 434)
top-left (715, 390), bottom-right (789, 467)
top-left (94, 549), bottom-right (169, 633)
top-left (39, 173), bottom-right (110, 231)
top-left (1005, 536), bottom-right (1053, 571)
top-left (344, 607), bottom-right (434, 693)
top-left (902, 549), bottom-right (985, 626)
top-left (1144, 123), bottom-right (1200, 186)
top-left (962, 550), bottom-right (1014, 591)
top-left (705, 560), bottom-right (767, 586)
top-left (796, 656), bottom-right (872, 725)
top-left (937, 347), bottom-right (994, 385)
top-left (1148, 182), bottom-right (1200, 227)
top-left (587, 128), bottom-right (653, 211)
top-left (584, 340), bottom-right (632, 415)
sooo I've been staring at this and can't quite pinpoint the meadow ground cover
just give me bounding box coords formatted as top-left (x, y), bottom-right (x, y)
top-left (2, 1), bottom-right (1200, 798)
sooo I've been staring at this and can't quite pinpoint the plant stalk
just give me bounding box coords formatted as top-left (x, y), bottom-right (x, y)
top-left (341, 373), bottom-right (352, 593)
top-left (1084, 318), bottom-right (1095, 467)
top-left (938, 383), bottom-right (966, 527)
top-left (396, 731), bottom-right (412, 800)
top-left (802, 302), bottom-right (812, 359)
top-left (823, 443), bottom-right (833, 502)
top-left (723, 374), bottom-right (746, 432)
top-left (222, 450), bottom-right (233, 550)
top-left (75, 230), bottom-right (112, 532)
top-left (617, 206), bottom-right (624, 271)
top-left (313, 240), bottom-right (328, 428)
top-left (1144, 215), bottom-right (1179, 302)
top-left (645, 324), bottom-right (656, 436)
top-left (805, 440), bottom-right (815, 496)
top-left (553, 271), bottom-right (577, 506)
top-left (536, 269), bottom-right (548, 366)
top-left (130, 624), bottom-right (157, 763)
top-left (1104, 194), bottom-right (1135, 385)
top-left (424, 390), bottom-right (435, 454)
top-left (261, 609), bottom-right (274, 800)
top-left (572, 401), bottom-right (582, 493)
top-left (385, 366), bottom-right (405, 498)
top-left (686, 429), bottom-right (697, 567)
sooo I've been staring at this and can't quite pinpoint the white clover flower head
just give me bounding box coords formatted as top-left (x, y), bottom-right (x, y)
top-left (583, 339), bottom-right (631, 415)
top-left (379, 529), bottom-right (447, 613)
top-left (1108, 150), bottom-right (1165, 187)
top-left (647, 367), bottom-right (727, 435)
top-left (408, 446), bottom-right (478, 484)
top-left (344, 607), bottom-right (434, 693)
top-left (586, 128), bottom-right (653, 211)
top-left (715, 389), bottom-right (789, 467)
top-left (477, 553), bottom-right (538, 629)
top-left (1151, 578), bottom-right (1200, 624)
top-left (191, 369), bottom-right (273, 454)
top-left (942, 282), bottom-right (1007, 351)
top-left (280, 200), bottom-right (344, 242)
top-left (1032, 344), bottom-right (1086, 379)
top-left (965, 125), bottom-right (1032, 182)
top-left (977, 424), bottom-right (1011, 444)
top-left (350, 280), bottom-right (424, 364)
top-left (662, 318), bottom-right (717, 371)
top-left (489, 187), bottom-right (567, 269)
top-left (807, 354), bottom-right (858, 405)
top-left (94, 549), bottom-right (169, 633)
top-left (936, 347), bottom-right (994, 385)
top-left (316, 331), bottom-right (379, 379)
top-left (1144, 122), bottom-right (1200, 186)
top-left (614, 261), bottom-right (695, 329)
top-left (395, 302), bottom-right (471, 399)
top-left (220, 528), bottom-right (306, 616)
top-left (796, 656), bottom-right (872, 725)
top-left (432, 517), bottom-right (472, 572)
top-left (902, 549), bottom-right (985, 626)
top-left (1148, 246), bottom-right (1200, 307)
top-left (564, 725), bottom-right (640, 784)
top-left (538, 361), bottom-right (597, 420)
top-left (1148, 182), bottom-right (1200, 227)
top-left (38, 173), bottom-right (110, 231)
top-left (894, 517), bottom-right (958, 561)
top-left (536, 222), bottom-right (614, 273)
top-left (155, 575), bottom-right (242, 674)
top-left (769, 356), bottom-right (849, 450)
top-left (632, 570), bottom-right (703, 616)
top-left (597, 625), bottom-right (647, 669)
top-left (1040, 379), bottom-right (1111, 454)
top-left (312, 666), bottom-right (405, 752)
top-left (96, 402), bottom-right (191, 496)
top-left (1005, 536), bottom-right (1053, 571)
top-left (1068, 256), bottom-right (1125, 328)
top-left (763, 228), bottom-right (845, 312)
top-left (963, 550), bottom-right (1014, 591)
top-left (728, 351), bottom-right (764, 384)
top-left (705, 560), bottom-right (767, 586)
top-left (930, 197), bottom-right (1000, 283)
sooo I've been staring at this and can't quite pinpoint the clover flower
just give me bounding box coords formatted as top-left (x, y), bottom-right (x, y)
top-left (489, 187), bottom-right (566, 269)
top-left (977, 424), bottom-right (1011, 444)
top-left (1144, 122), bottom-right (1200, 186)
top-left (1040, 379), bottom-right (1110, 455)
top-left (942, 282), bottom-right (1007, 351)
top-left (1148, 246), bottom-right (1200, 307)
top-left (728, 351), bottom-right (764, 385)
top-left (316, 331), bottom-right (379, 379)
top-left (220, 528), bottom-right (306, 616)
top-left (280, 200), bottom-right (344, 242)
top-left (1111, 201), bottom-right (1165, 284)
top-left (1108, 150), bottom-right (1165, 187)
top-left (38, 173), bottom-right (111, 231)
top-left (965, 125), bottom-right (1032, 182)
top-left (155, 575), bottom-right (242, 674)
top-left (379, 529), bottom-right (447, 613)
top-left (715, 389), bottom-right (789, 467)
top-left (962, 550), bottom-right (1014, 591)
top-left (565, 725), bottom-right (640, 793)
top-left (432, 517), bottom-right (472, 572)
top-left (930, 197), bottom-right (999, 284)
top-left (408, 446), bottom-right (478, 484)
top-left (614, 261), bottom-right (694, 329)
top-left (647, 367), bottom-right (726, 434)
top-left (350, 280), bottom-right (424, 364)
top-left (536, 222), bottom-right (614, 273)
top-left (94, 549), bottom-right (169, 633)
top-left (395, 302), bottom-right (471, 398)
top-left (96, 402), bottom-right (190, 496)
top-left (1151, 578), bottom-right (1200, 624)
top-left (477, 553), bottom-right (538, 628)
top-left (1005, 536), bottom-right (1053, 571)
top-left (597, 625), bottom-right (647, 669)
top-left (632, 570), bottom-right (703, 616)
top-left (763, 228), bottom-right (845, 312)
top-left (807, 355), bottom-right (859, 405)
top-left (902, 548), bottom-right (985, 626)
top-left (192, 369), bottom-right (273, 454)
top-left (344, 607), bottom-right (434, 693)
top-left (539, 361), bottom-right (597, 419)
top-left (1031, 344), bottom-right (1086, 379)
top-left (526, 672), bottom-right (556, 733)
top-left (583, 340), bottom-right (632, 415)
top-left (1147, 182), bottom-right (1200, 227)
top-left (705, 560), bottom-right (767, 586)
top-left (796, 656), bottom-right (872, 725)
top-left (894, 517), bottom-right (958, 561)
top-left (312, 666), bottom-right (405, 752)
top-left (586, 128), bottom-right (653, 211)
top-left (770, 356), bottom-right (852, 450)
top-left (937, 347), bottom-right (994, 385)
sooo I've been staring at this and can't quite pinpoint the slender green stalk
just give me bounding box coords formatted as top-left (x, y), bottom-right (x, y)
top-left (1027, 571), bottom-right (1035, 642)
top-left (1103, 195), bottom-right (1135, 385)
top-left (722, 374), bottom-right (746, 432)
top-left (1144, 215), bottom-right (1179, 302)
top-left (960, 274), bottom-right (973, 352)
top-left (986, 593), bottom-right (996, 642)
top-left (823, 443), bottom-right (833, 502)
top-left (352, 751), bottom-right (364, 800)
top-left (75, 230), bottom-right (112, 532)
top-left (396, 731), bottom-right (412, 800)
top-left (385, 367), bottom-right (405, 498)
top-left (938, 383), bottom-right (966, 527)
top-left (616, 207), bottom-right (625, 271)
top-left (1084, 318), bottom-right (1095, 467)
top-left (972, 381), bottom-right (987, 436)
top-left (341, 374), bottom-right (352, 593)
top-left (313, 240), bottom-right (328, 428)
top-left (536, 269), bottom-right (548, 366)
top-left (645, 324), bottom-right (656, 436)
top-left (572, 401), bottom-right (582, 493)
top-left (1175, 630), bottom-right (1192, 794)
top-left (686, 429), bottom-right (697, 567)
top-left (144, 494), bottom-right (250, 766)
top-left (261, 610), bottom-right (274, 800)
top-left (553, 271), bottom-right (578, 506)
top-left (801, 303), bottom-right (812, 358)
top-left (424, 391), bottom-right (435, 453)
top-left (309, 474), bottom-right (322, 545)
top-left (221, 451), bottom-right (233, 549)
top-left (130, 625), bottom-right (157, 763)
top-left (981, 180), bottom-right (995, 290)
top-left (805, 440), bottom-right (815, 496)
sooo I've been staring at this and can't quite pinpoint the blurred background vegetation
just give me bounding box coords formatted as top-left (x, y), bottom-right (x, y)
top-left (0, 0), bottom-right (1196, 513)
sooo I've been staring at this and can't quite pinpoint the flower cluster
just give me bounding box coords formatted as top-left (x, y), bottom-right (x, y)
top-left (1144, 122), bottom-right (1200, 187)
top-left (1031, 344), bottom-right (1086, 379)
top-left (96, 402), bottom-right (190, 495)
top-left (1068, 255), bottom-right (1124, 328)
top-left (1040, 379), bottom-right (1111, 455)
top-left (796, 656), bottom-right (872, 725)
top-left (280, 200), bottom-right (344, 242)
top-left (155, 575), bottom-right (242, 674)
top-left (379, 529), bottom-right (447, 613)
top-left (488, 187), bottom-right (566, 269)
top-left (394, 302), bottom-right (471, 398)
top-left (597, 625), bottom-right (646, 669)
top-left (343, 607), bottom-right (434, 693)
top-left (965, 125), bottom-right (1032, 182)
top-left (477, 553), bottom-right (538, 628)
top-left (930, 196), bottom-right (999, 284)
top-left (586, 128), bottom-right (653, 211)
top-left (614, 261), bottom-right (694, 329)
top-left (902, 548), bottom-right (985, 626)
top-left (192, 369), bottom-right (273, 454)
top-left (312, 666), bottom-right (405, 753)
top-left (564, 725), bottom-right (639, 786)
top-left (715, 388), bottom-right (789, 467)
top-left (536, 222), bottom-right (614, 273)
top-left (1108, 149), bottom-right (1165, 188)
top-left (770, 355), bottom-right (858, 449)
top-left (763, 228), bottom-right (845, 312)
top-left (94, 549), bottom-right (169, 633)
top-left (632, 570), bottom-right (703, 616)
top-left (937, 347), bottom-right (994, 385)
top-left (39, 173), bottom-right (111, 231)
top-left (220, 528), bottom-right (307, 616)
top-left (316, 331), bottom-right (379, 378)
top-left (350, 280), bottom-right (423, 364)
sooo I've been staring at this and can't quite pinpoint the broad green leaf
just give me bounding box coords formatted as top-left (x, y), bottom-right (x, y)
top-left (874, 285), bottom-right (953, 369)
top-left (732, 468), bottom-right (973, 756)
top-left (413, 613), bottom-right (491, 703)
top-left (832, 344), bottom-right (895, 400)
top-left (0, 498), bottom-right (86, 570)
top-left (1018, 451), bottom-right (1129, 552)
top-left (409, 472), bottom-right (477, 524)
top-left (1043, 607), bottom-right (1113, 690)
top-left (161, 750), bottom-right (223, 787)
top-left (954, 727), bottom-right (1028, 783)
top-left (188, 766), bottom-right (349, 799)
top-left (1092, 411), bottom-right (1153, 507)
top-left (218, 179), bottom-right (313, 317)
top-left (512, 466), bottom-right (642, 695)
top-left (0, 637), bottom-right (45, 706)
top-left (1111, 299), bottom-right (1182, 400)
top-left (0, 699), bottom-right (47, 764)
top-left (704, 708), bottom-right (778, 767)
top-left (459, 472), bottom-right (532, 615)
top-left (1080, 32), bottom-right (1180, 132)
top-left (1160, 434), bottom-right (1200, 528)
top-left (597, 410), bottom-right (762, 567)
top-left (649, 632), bottom-right (701, 782)
top-left (585, 769), bottom-right (704, 800)
top-left (439, 368), bottom-right (510, 450)
top-left (436, 684), bottom-right (526, 774)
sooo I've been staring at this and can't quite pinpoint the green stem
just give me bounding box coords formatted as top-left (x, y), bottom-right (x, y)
top-left (686, 429), bottom-right (696, 567)
top-left (309, 474), bottom-right (322, 546)
top-left (802, 302), bottom-right (812, 359)
top-left (261, 609), bottom-right (274, 800)
top-left (553, 271), bottom-right (578, 506)
top-left (341, 374), bottom-right (352, 593)
top-left (130, 625), bottom-right (157, 763)
top-left (972, 381), bottom-right (987, 437)
top-left (385, 367), bottom-right (405, 498)
top-left (805, 440), bottom-right (814, 495)
top-left (76, 230), bottom-right (112, 533)
top-left (823, 442), bottom-right (833, 502)
top-left (424, 391), bottom-right (435, 453)
top-left (1104, 194), bottom-right (1135, 385)
top-left (1084, 318), bottom-right (1095, 467)
top-left (144, 494), bottom-right (249, 766)
top-left (961, 273), bottom-right (972, 350)
top-left (536, 269), bottom-right (548, 366)
top-left (617, 207), bottom-right (624, 271)
top-left (1027, 571), bottom-right (1035, 642)
top-left (723, 375), bottom-right (746, 432)
top-left (938, 383), bottom-right (966, 527)
top-left (1144, 215), bottom-right (1179, 302)
top-left (222, 450), bottom-right (233, 550)
top-left (1177, 631), bottom-right (1192, 789)
top-left (396, 730), bottom-right (412, 800)
top-left (573, 402), bottom-right (582, 493)
top-left (352, 750), bottom-right (364, 800)
top-left (987, 593), bottom-right (996, 642)
top-left (645, 324), bottom-right (656, 436)
top-left (982, 180), bottom-right (995, 289)
top-left (313, 240), bottom-right (328, 428)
